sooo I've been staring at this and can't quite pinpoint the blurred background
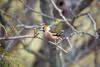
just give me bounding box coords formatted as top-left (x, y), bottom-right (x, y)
top-left (0, 0), bottom-right (100, 67)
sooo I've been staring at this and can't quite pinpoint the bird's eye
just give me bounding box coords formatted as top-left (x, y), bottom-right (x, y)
top-left (41, 26), bottom-right (45, 31)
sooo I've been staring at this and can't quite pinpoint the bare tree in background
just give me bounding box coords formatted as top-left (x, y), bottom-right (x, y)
top-left (0, 0), bottom-right (100, 67)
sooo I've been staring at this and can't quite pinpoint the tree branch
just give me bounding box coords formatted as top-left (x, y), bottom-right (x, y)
top-left (50, 0), bottom-right (77, 32)
top-left (0, 33), bottom-right (39, 40)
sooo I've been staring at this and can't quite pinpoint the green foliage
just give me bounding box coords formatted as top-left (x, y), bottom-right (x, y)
top-left (0, 48), bottom-right (24, 67)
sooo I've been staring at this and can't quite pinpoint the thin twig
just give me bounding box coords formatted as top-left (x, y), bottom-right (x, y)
top-left (0, 23), bottom-right (8, 37)
top-left (17, 24), bottom-right (42, 29)
top-left (0, 33), bottom-right (39, 40)
top-left (49, 41), bottom-right (69, 53)
top-left (66, 37), bottom-right (72, 49)
top-left (87, 13), bottom-right (98, 38)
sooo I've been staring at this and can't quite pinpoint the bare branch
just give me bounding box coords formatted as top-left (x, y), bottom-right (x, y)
top-left (49, 41), bottom-right (69, 53)
top-left (66, 37), bottom-right (72, 49)
top-left (0, 23), bottom-right (8, 37)
top-left (75, 12), bottom-right (98, 38)
top-left (87, 13), bottom-right (98, 38)
top-left (50, 0), bottom-right (77, 32)
top-left (0, 33), bottom-right (39, 40)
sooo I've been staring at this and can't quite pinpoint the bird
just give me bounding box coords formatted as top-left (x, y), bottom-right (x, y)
top-left (42, 19), bottom-right (64, 36)
top-left (41, 18), bottom-right (66, 40)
